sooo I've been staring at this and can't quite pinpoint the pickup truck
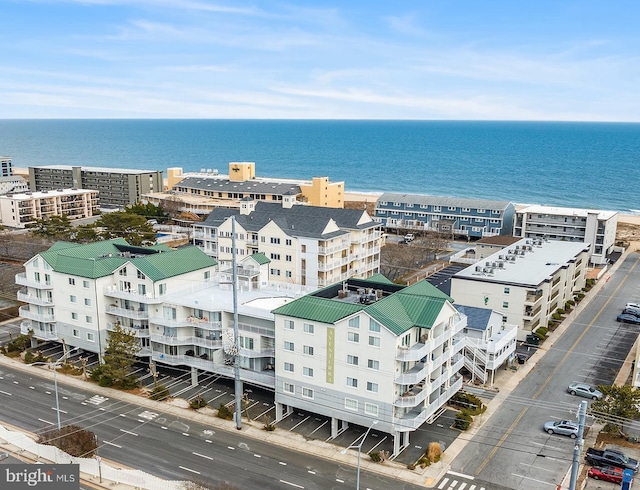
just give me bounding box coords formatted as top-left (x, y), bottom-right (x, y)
top-left (585, 447), bottom-right (639, 472)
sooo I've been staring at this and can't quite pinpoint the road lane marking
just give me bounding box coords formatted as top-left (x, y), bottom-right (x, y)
top-left (29, 386), bottom-right (35, 390)
top-left (182, 433), bottom-right (189, 437)
top-left (104, 441), bottom-right (122, 448)
top-left (447, 471), bottom-right (474, 479)
top-left (51, 407), bottom-right (67, 413)
top-left (193, 452), bottom-right (213, 460)
top-left (511, 473), bottom-right (557, 487)
top-left (179, 466), bottom-right (200, 475)
top-left (307, 470), bottom-right (315, 475)
top-left (336, 479), bottom-right (344, 483)
top-left (38, 418), bottom-right (54, 425)
top-left (254, 454), bottom-right (261, 458)
top-left (279, 481), bottom-right (304, 488)
top-left (205, 440), bottom-right (212, 444)
top-left (279, 462), bottom-right (287, 466)
top-left (119, 429), bottom-right (138, 437)
top-left (227, 446), bottom-right (235, 450)
top-left (0, 390), bottom-right (12, 396)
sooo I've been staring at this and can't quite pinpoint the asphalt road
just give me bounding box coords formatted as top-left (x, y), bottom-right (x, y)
top-left (449, 251), bottom-right (640, 489)
top-left (0, 363), bottom-right (429, 490)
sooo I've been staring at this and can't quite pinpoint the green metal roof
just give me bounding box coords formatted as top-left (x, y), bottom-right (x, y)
top-left (359, 273), bottom-right (394, 285)
top-left (272, 278), bottom-right (452, 336)
top-left (272, 296), bottom-right (364, 323)
top-left (251, 252), bottom-right (270, 265)
top-left (38, 239), bottom-right (216, 280)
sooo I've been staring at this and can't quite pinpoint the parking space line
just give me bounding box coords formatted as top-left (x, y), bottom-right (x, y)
top-left (179, 466), bottom-right (200, 475)
top-left (309, 420), bottom-right (328, 435)
top-left (290, 416), bottom-right (310, 431)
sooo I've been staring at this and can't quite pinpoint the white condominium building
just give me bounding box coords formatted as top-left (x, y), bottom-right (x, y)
top-left (513, 205), bottom-right (618, 265)
top-left (0, 188), bottom-right (98, 228)
top-left (272, 276), bottom-right (466, 456)
top-left (450, 238), bottom-right (589, 340)
top-left (193, 196), bottom-right (382, 288)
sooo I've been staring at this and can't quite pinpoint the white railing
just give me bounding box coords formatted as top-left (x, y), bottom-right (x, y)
top-left (105, 305), bottom-right (149, 319)
top-left (17, 290), bottom-right (53, 306)
top-left (395, 342), bottom-right (430, 362)
top-left (394, 385), bottom-right (429, 408)
top-left (103, 286), bottom-right (163, 303)
top-left (15, 273), bottom-right (53, 289)
top-left (150, 334), bottom-right (222, 350)
top-left (18, 306), bottom-right (54, 322)
top-left (395, 362), bottom-right (428, 385)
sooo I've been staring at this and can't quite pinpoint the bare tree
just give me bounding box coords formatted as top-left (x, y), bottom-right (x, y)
top-left (380, 244), bottom-right (418, 282)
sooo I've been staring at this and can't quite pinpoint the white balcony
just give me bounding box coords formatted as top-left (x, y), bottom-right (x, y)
top-left (394, 385), bottom-right (429, 408)
top-left (239, 348), bottom-right (275, 358)
top-left (15, 273), bottom-right (53, 289)
top-left (19, 305), bottom-right (54, 323)
top-left (17, 290), bottom-right (53, 306)
top-left (396, 342), bottom-right (430, 362)
top-left (103, 286), bottom-right (163, 303)
top-left (21, 321), bottom-right (58, 340)
top-left (395, 362), bottom-right (428, 385)
top-left (107, 323), bottom-right (150, 338)
top-left (105, 305), bottom-right (149, 320)
top-left (150, 334), bottom-right (222, 350)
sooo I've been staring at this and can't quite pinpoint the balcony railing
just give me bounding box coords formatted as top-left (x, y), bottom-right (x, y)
top-left (105, 305), bottom-right (149, 320)
top-left (21, 321), bottom-right (58, 340)
top-left (19, 305), bottom-right (54, 323)
top-left (150, 334), bottom-right (222, 350)
top-left (395, 362), bottom-right (428, 385)
top-left (396, 342), bottom-right (430, 362)
top-left (103, 286), bottom-right (163, 303)
top-left (107, 323), bottom-right (150, 338)
top-left (394, 385), bottom-right (429, 408)
top-left (239, 347), bottom-right (275, 358)
top-left (15, 273), bottom-right (53, 289)
top-left (17, 290), bottom-right (53, 306)
top-left (393, 377), bottom-right (463, 430)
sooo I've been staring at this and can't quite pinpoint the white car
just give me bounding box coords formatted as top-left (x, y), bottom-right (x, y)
top-left (404, 233), bottom-right (415, 243)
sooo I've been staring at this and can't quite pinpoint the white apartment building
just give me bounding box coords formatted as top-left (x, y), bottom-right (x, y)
top-left (272, 277), bottom-right (466, 456)
top-left (450, 238), bottom-right (589, 340)
top-left (0, 175), bottom-right (29, 196)
top-left (193, 196), bottom-right (382, 288)
top-left (513, 205), bottom-right (618, 265)
top-left (1, 156), bottom-right (12, 177)
top-left (455, 305), bottom-right (518, 386)
top-left (0, 189), bottom-right (98, 228)
top-left (16, 238), bottom-right (311, 389)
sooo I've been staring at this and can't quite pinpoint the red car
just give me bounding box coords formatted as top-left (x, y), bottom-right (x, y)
top-left (588, 465), bottom-right (625, 483)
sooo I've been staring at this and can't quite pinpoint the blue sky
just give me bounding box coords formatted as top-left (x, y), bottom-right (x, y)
top-left (2, 0), bottom-right (639, 120)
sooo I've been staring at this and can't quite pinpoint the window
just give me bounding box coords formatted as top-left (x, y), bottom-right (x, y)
top-left (270, 237), bottom-right (281, 244)
top-left (84, 298), bottom-right (91, 306)
top-left (345, 398), bottom-right (358, 411)
top-left (303, 367), bottom-right (313, 377)
top-left (87, 332), bottom-right (95, 342)
top-left (283, 383), bottom-right (294, 394)
top-left (347, 355), bottom-right (359, 366)
top-left (502, 302), bottom-right (509, 308)
top-left (138, 284), bottom-right (146, 295)
top-left (137, 270), bottom-right (146, 279)
top-left (118, 268), bottom-right (126, 276)
top-left (72, 329), bottom-right (79, 338)
top-left (159, 283), bottom-right (167, 295)
top-left (347, 377), bottom-right (358, 388)
top-left (70, 295), bottom-right (77, 303)
top-left (348, 317), bottom-right (360, 329)
top-left (83, 280), bottom-right (90, 288)
top-left (285, 255), bottom-right (292, 262)
top-left (286, 239), bottom-right (292, 246)
top-left (348, 332), bottom-right (359, 343)
top-left (302, 387), bottom-right (314, 399)
top-left (303, 345), bottom-right (314, 355)
top-left (240, 336), bottom-right (254, 349)
top-left (285, 271), bottom-right (292, 278)
top-left (284, 320), bottom-right (294, 330)
top-left (284, 362), bottom-right (294, 372)
top-left (284, 341), bottom-right (294, 351)
top-left (270, 268), bottom-right (281, 276)
top-left (71, 312), bottom-right (78, 320)
top-left (204, 271), bottom-right (210, 280)
top-left (301, 244), bottom-right (306, 253)
top-left (364, 403), bottom-right (379, 417)
top-left (369, 336), bottom-right (381, 347)
top-left (68, 278), bottom-right (75, 285)
top-left (34, 272), bottom-right (41, 282)
top-left (368, 359), bottom-right (380, 370)
top-left (367, 382), bottom-right (379, 393)
top-left (303, 323), bottom-right (314, 334)
top-left (86, 316), bottom-right (92, 323)
top-left (270, 253), bottom-right (281, 260)
top-left (369, 319), bottom-right (380, 332)
top-left (502, 315), bottom-right (508, 322)
top-left (504, 287), bottom-right (510, 294)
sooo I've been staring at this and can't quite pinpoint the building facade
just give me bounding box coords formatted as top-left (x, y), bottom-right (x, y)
top-left (193, 197), bottom-right (382, 288)
top-left (1, 156), bottom-right (12, 177)
top-left (0, 189), bottom-right (98, 228)
top-left (29, 166), bottom-right (163, 208)
top-left (272, 277), bottom-right (466, 456)
top-left (513, 205), bottom-right (618, 265)
top-left (374, 193), bottom-right (515, 239)
top-left (450, 238), bottom-right (589, 340)
top-left (0, 175), bottom-right (29, 196)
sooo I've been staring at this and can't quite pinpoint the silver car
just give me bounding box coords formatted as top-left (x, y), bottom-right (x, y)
top-left (544, 420), bottom-right (579, 438)
top-left (568, 382), bottom-right (603, 400)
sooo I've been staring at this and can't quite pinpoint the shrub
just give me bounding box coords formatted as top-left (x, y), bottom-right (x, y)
top-left (567, 299), bottom-right (575, 306)
top-left (552, 312), bottom-right (562, 321)
top-left (557, 308), bottom-right (565, 315)
top-left (263, 422), bottom-right (275, 431)
top-left (407, 463), bottom-right (416, 470)
top-left (6, 333), bottom-right (33, 353)
top-left (427, 442), bottom-right (442, 463)
top-left (534, 326), bottom-right (548, 341)
top-left (417, 456), bottom-right (431, 468)
top-left (369, 451), bottom-right (382, 463)
top-left (217, 403), bottom-right (233, 420)
top-left (149, 384), bottom-right (170, 401)
top-left (190, 396), bottom-right (208, 409)
top-left (453, 410), bottom-right (473, 431)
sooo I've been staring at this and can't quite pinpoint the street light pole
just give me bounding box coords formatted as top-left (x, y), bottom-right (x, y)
top-left (50, 346), bottom-right (80, 430)
top-left (341, 420), bottom-right (378, 490)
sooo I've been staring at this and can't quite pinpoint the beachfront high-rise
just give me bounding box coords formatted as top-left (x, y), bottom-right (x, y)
top-left (29, 165), bottom-right (163, 208)
top-left (1, 156), bottom-right (12, 177)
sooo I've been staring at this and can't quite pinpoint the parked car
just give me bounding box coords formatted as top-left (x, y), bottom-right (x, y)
top-left (543, 420), bottom-right (579, 438)
top-left (568, 383), bottom-right (603, 400)
top-left (617, 313), bottom-right (640, 325)
top-left (404, 233), bottom-right (415, 243)
top-left (626, 302), bottom-right (640, 310)
top-left (622, 307), bottom-right (640, 317)
top-left (586, 447), bottom-right (639, 472)
top-left (587, 465), bottom-right (625, 483)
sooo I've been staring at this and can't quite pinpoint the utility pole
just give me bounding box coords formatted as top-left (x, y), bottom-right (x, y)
top-left (232, 216), bottom-right (242, 430)
top-left (569, 400), bottom-right (587, 490)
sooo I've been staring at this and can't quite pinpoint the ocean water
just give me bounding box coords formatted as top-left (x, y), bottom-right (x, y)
top-left (0, 119), bottom-right (638, 214)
